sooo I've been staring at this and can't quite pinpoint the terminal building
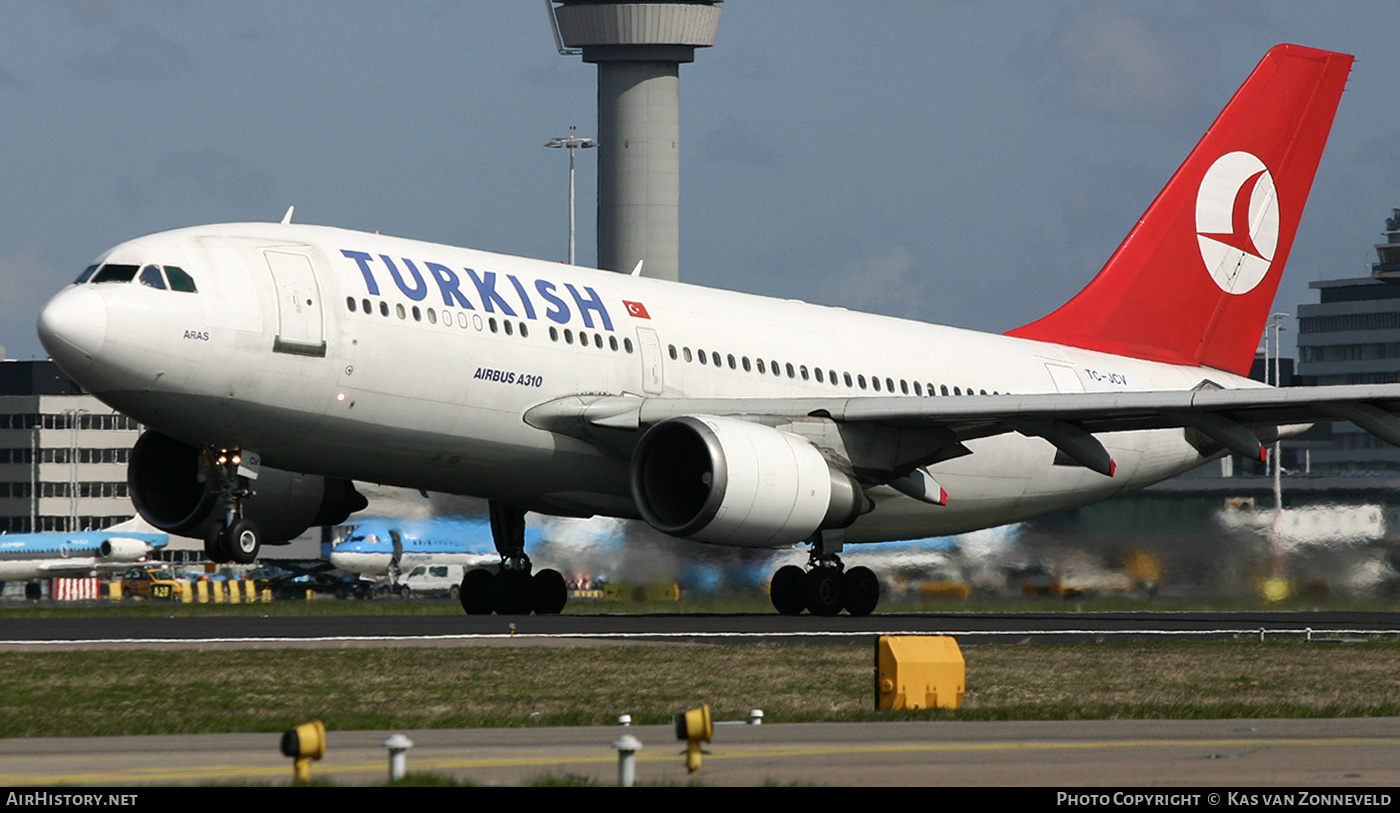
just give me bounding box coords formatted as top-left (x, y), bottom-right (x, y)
top-left (0, 360), bottom-right (140, 533)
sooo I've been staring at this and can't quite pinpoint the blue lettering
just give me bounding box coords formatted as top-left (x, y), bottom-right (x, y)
top-left (535, 280), bottom-right (571, 325)
top-left (382, 256), bottom-right (428, 302)
top-left (425, 262), bottom-right (474, 309)
top-left (341, 250), bottom-right (380, 295)
top-left (566, 283), bottom-right (613, 331)
top-left (506, 275), bottom-right (537, 320)
top-left (465, 268), bottom-right (517, 316)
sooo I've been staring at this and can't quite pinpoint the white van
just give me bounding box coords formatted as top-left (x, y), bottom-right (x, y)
top-left (399, 564), bottom-right (466, 599)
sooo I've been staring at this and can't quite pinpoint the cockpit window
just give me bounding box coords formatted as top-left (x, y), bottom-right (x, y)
top-left (165, 265), bottom-right (197, 293)
top-left (74, 265), bottom-right (98, 284)
top-left (90, 264), bottom-right (139, 284)
top-left (139, 265), bottom-right (167, 290)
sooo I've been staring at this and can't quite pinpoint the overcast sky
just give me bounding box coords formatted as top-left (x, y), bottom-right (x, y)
top-left (2, 1), bottom-right (1397, 361)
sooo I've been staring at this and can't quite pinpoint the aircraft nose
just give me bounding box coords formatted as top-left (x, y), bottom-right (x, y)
top-left (37, 285), bottom-right (108, 371)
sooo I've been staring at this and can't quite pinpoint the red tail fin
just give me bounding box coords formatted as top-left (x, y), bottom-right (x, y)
top-left (1006, 44), bottom-right (1353, 376)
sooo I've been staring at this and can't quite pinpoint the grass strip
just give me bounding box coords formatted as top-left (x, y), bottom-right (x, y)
top-left (0, 639), bottom-right (1396, 738)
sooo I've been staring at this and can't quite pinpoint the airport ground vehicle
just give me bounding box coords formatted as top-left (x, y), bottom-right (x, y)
top-left (119, 567), bottom-right (182, 601)
top-left (399, 565), bottom-right (467, 599)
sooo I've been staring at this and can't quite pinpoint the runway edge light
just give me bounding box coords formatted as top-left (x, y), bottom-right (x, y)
top-left (675, 704), bottom-right (713, 773)
top-left (875, 635), bottom-right (965, 710)
top-left (280, 719), bottom-right (327, 783)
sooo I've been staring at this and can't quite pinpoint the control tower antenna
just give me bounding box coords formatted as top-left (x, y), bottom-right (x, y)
top-left (547, 1), bottom-right (723, 282)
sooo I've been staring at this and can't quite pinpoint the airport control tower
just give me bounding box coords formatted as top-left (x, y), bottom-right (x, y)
top-left (548, 1), bottom-right (722, 282)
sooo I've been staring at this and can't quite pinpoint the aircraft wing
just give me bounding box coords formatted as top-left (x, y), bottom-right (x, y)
top-left (525, 383), bottom-right (1400, 479)
top-left (29, 561), bottom-right (106, 576)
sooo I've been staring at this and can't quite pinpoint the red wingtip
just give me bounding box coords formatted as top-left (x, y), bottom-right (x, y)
top-left (1258, 447), bottom-right (1268, 463)
top-left (1109, 460), bottom-right (1117, 477)
top-left (937, 488), bottom-right (948, 506)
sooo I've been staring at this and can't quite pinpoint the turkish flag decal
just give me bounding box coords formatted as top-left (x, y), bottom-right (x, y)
top-left (623, 300), bottom-right (650, 319)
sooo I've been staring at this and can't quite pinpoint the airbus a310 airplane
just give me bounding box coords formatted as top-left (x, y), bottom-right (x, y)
top-left (37, 44), bottom-right (1400, 616)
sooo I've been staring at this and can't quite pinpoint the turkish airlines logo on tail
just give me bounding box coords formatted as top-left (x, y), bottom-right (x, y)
top-left (1196, 151), bottom-right (1279, 295)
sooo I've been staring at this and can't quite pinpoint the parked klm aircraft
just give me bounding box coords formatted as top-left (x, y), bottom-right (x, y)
top-left (0, 529), bottom-right (167, 584)
top-left (38, 45), bottom-right (1393, 617)
top-left (329, 517), bottom-right (516, 580)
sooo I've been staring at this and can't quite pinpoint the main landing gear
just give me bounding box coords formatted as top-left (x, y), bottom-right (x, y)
top-left (459, 501), bottom-right (568, 616)
top-left (203, 448), bottom-right (261, 565)
top-left (769, 530), bottom-right (880, 617)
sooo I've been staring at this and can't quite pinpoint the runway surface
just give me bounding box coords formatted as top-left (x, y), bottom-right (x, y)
top-left (1, 609), bottom-right (1398, 650)
top-left (2, 718), bottom-right (1397, 787)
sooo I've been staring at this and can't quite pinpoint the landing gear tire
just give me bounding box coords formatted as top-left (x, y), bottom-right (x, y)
top-left (227, 518), bottom-right (261, 565)
top-left (460, 569), bottom-right (494, 615)
top-left (493, 569), bottom-right (536, 615)
top-left (204, 522), bottom-right (231, 564)
top-left (770, 566), bottom-right (805, 616)
top-left (842, 566), bottom-right (880, 617)
top-left (802, 568), bottom-right (844, 617)
top-left (532, 569), bottom-right (568, 615)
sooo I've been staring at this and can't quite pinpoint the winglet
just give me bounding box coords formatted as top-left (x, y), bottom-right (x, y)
top-left (1007, 45), bottom-right (1353, 376)
top-left (281, 205), bottom-right (295, 225)
top-left (630, 259), bottom-right (644, 277)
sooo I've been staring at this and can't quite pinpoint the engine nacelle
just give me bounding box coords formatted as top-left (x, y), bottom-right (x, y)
top-left (128, 431), bottom-right (367, 544)
top-left (630, 415), bottom-right (865, 547)
top-left (98, 537), bottom-right (153, 561)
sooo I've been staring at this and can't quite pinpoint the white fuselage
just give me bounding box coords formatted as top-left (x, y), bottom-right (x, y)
top-left (41, 223), bottom-right (1259, 546)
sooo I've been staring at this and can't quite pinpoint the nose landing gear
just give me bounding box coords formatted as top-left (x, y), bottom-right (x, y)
top-left (202, 448), bottom-right (261, 565)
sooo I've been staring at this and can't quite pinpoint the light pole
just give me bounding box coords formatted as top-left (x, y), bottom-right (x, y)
top-left (1269, 312), bottom-right (1288, 509)
top-left (545, 128), bottom-right (597, 265)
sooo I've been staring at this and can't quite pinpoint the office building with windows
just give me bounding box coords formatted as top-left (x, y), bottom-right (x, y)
top-left (1295, 208), bottom-right (1400, 470)
top-left (0, 360), bottom-right (140, 532)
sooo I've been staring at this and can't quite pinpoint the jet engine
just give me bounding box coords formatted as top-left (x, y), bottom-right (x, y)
top-left (98, 537), bottom-right (153, 560)
top-left (630, 415), bottom-right (865, 547)
top-left (128, 431), bottom-right (367, 544)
